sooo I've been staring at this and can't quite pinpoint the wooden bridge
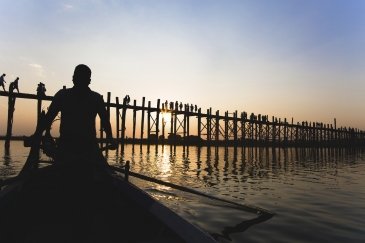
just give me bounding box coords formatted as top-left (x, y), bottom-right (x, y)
top-left (1, 85), bottom-right (364, 148)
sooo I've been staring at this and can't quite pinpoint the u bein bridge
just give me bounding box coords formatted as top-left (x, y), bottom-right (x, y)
top-left (1, 84), bottom-right (365, 148)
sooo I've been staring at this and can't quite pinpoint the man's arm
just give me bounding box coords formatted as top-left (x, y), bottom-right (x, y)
top-left (34, 91), bottom-right (61, 137)
top-left (97, 95), bottom-right (116, 148)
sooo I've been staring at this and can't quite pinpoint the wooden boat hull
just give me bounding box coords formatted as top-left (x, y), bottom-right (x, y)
top-left (0, 165), bottom-right (217, 243)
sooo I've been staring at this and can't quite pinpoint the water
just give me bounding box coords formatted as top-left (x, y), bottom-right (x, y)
top-left (1, 141), bottom-right (365, 242)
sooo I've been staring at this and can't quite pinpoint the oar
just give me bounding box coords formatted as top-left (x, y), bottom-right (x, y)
top-left (110, 164), bottom-right (274, 216)
top-left (18, 113), bottom-right (45, 176)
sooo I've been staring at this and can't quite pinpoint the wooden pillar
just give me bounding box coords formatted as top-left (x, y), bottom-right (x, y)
top-left (183, 105), bottom-right (187, 138)
top-left (284, 118), bottom-right (287, 143)
top-left (100, 95), bottom-right (104, 140)
top-left (132, 99), bottom-right (137, 142)
top-left (271, 116), bottom-right (276, 142)
top-left (147, 101), bottom-right (151, 140)
top-left (296, 123), bottom-right (299, 142)
top-left (197, 108), bottom-right (201, 140)
top-left (116, 97), bottom-right (120, 141)
top-left (207, 108), bottom-right (211, 142)
top-left (107, 92), bottom-right (111, 119)
top-left (290, 118), bottom-right (294, 142)
top-left (334, 118), bottom-right (337, 140)
top-left (5, 92), bottom-right (16, 149)
top-left (155, 99), bottom-right (161, 144)
top-left (265, 118), bottom-right (269, 143)
top-left (254, 118), bottom-right (258, 142)
top-left (241, 112), bottom-right (246, 144)
top-left (170, 109), bottom-right (174, 140)
top-left (320, 124), bottom-right (323, 142)
top-left (250, 116), bottom-right (254, 143)
top-left (37, 97), bottom-right (42, 128)
top-left (215, 110), bottom-right (219, 142)
top-left (174, 106), bottom-right (177, 140)
top-left (278, 118), bottom-right (281, 142)
top-left (233, 111), bottom-right (238, 144)
top-left (121, 96), bottom-right (127, 142)
top-left (258, 116), bottom-right (262, 142)
top-left (140, 97), bottom-right (145, 142)
top-left (187, 107), bottom-right (190, 138)
top-left (224, 111), bottom-right (229, 144)
top-left (162, 116), bottom-right (165, 142)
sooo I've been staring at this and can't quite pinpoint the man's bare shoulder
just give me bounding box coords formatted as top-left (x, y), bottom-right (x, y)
top-left (55, 88), bottom-right (72, 95)
top-left (89, 89), bottom-right (104, 102)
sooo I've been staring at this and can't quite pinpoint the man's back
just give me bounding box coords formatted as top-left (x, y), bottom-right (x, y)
top-left (39, 64), bottom-right (115, 165)
top-left (53, 87), bottom-right (104, 149)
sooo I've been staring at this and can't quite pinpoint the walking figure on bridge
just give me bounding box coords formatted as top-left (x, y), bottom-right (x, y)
top-left (9, 77), bottom-right (19, 93)
top-left (124, 95), bottom-right (130, 105)
top-left (0, 74), bottom-right (6, 91)
top-left (37, 82), bottom-right (46, 96)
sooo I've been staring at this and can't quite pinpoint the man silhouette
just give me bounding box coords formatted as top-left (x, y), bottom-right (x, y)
top-left (39, 64), bottom-right (116, 166)
top-left (9, 77), bottom-right (19, 93)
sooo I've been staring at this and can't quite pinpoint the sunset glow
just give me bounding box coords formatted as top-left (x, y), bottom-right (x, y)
top-left (1, 0), bottom-right (365, 135)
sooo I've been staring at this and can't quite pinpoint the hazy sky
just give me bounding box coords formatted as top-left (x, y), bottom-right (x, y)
top-left (1, 0), bottom-right (365, 135)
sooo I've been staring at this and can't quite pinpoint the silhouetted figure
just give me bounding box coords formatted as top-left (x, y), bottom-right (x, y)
top-left (34, 64), bottom-right (116, 166)
top-left (9, 77), bottom-right (19, 93)
top-left (124, 95), bottom-right (130, 105)
top-left (179, 102), bottom-right (183, 111)
top-left (169, 102), bottom-right (174, 110)
top-left (37, 82), bottom-right (46, 96)
top-left (0, 73), bottom-right (6, 91)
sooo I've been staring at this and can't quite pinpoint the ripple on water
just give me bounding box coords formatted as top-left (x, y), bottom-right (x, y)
top-left (1, 142), bottom-right (365, 242)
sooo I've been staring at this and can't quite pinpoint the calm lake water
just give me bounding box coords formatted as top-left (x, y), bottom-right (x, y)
top-left (1, 140), bottom-right (365, 242)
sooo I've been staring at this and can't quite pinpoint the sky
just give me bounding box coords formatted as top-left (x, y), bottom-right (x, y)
top-left (1, 0), bottom-right (365, 135)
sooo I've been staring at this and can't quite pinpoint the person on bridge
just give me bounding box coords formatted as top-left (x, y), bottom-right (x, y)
top-left (37, 82), bottom-right (46, 96)
top-left (34, 64), bottom-right (117, 166)
top-left (9, 77), bottom-right (19, 93)
top-left (0, 74), bottom-right (6, 91)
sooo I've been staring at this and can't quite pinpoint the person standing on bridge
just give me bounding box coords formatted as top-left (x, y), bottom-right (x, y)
top-left (9, 77), bottom-right (19, 93)
top-left (34, 64), bottom-right (117, 166)
top-left (0, 74), bottom-right (6, 91)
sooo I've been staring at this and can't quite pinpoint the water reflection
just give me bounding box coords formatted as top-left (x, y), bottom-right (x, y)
top-left (3, 146), bottom-right (11, 166)
top-left (1, 141), bottom-right (365, 242)
top-left (103, 145), bottom-right (365, 241)
top-left (107, 145), bottom-right (365, 187)
top-left (0, 145), bottom-right (15, 178)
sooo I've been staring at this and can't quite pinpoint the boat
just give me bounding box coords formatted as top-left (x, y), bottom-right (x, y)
top-left (0, 137), bottom-right (218, 243)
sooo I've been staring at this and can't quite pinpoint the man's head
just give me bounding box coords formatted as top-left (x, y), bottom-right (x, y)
top-left (73, 64), bottom-right (91, 87)
top-left (2, 74), bottom-right (5, 77)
